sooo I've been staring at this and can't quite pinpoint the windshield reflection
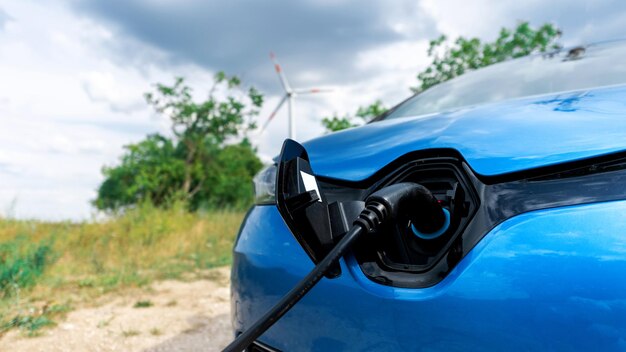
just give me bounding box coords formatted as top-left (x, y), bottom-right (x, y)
top-left (386, 41), bottom-right (626, 119)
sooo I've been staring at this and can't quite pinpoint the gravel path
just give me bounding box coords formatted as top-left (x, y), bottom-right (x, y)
top-left (0, 267), bottom-right (233, 352)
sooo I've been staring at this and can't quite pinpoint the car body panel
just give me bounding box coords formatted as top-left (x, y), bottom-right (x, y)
top-left (304, 84), bottom-right (626, 180)
top-left (232, 201), bottom-right (626, 351)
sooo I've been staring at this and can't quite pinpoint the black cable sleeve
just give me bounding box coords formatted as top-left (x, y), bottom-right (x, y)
top-left (222, 223), bottom-right (366, 352)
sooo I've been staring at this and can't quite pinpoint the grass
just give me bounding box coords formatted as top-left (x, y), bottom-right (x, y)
top-left (0, 202), bottom-right (244, 336)
top-left (121, 328), bottom-right (141, 337)
top-left (0, 303), bottom-right (70, 336)
top-left (133, 300), bottom-right (153, 308)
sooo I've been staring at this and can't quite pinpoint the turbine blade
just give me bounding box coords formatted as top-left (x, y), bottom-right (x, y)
top-left (293, 87), bottom-right (333, 94)
top-left (270, 52), bottom-right (291, 92)
top-left (261, 95), bottom-right (288, 132)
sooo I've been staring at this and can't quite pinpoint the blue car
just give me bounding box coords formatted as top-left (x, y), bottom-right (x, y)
top-left (231, 41), bottom-right (626, 351)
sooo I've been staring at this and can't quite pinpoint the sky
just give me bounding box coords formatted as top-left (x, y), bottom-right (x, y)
top-left (1, 0), bottom-right (625, 220)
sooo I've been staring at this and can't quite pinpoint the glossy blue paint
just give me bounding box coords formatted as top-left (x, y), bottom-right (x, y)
top-left (304, 84), bottom-right (626, 180)
top-left (232, 201), bottom-right (626, 351)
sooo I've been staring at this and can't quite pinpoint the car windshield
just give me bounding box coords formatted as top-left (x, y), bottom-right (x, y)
top-left (385, 41), bottom-right (626, 119)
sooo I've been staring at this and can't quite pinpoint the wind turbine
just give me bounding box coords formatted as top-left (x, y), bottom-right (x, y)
top-left (261, 52), bottom-right (331, 140)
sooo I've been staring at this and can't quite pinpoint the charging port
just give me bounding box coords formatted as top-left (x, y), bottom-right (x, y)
top-left (351, 159), bottom-right (478, 288)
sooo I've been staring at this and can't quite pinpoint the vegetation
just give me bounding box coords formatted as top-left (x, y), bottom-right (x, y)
top-left (0, 238), bottom-right (52, 297)
top-left (133, 300), bottom-right (153, 308)
top-left (321, 100), bottom-right (388, 133)
top-left (324, 21), bottom-right (562, 132)
top-left (95, 73), bottom-right (264, 212)
top-left (0, 206), bottom-right (244, 335)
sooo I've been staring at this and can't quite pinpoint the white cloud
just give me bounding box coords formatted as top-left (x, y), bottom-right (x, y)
top-left (81, 72), bottom-right (146, 113)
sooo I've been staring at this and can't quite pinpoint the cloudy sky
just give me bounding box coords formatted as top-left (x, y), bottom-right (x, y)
top-left (1, 0), bottom-right (625, 220)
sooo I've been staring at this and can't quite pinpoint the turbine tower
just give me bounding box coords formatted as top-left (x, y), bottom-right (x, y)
top-left (261, 52), bottom-right (330, 140)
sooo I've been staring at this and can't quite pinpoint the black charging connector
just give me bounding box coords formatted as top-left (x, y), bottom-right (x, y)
top-left (223, 182), bottom-right (445, 352)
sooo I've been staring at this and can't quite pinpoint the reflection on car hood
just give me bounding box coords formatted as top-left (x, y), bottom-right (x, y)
top-left (304, 84), bottom-right (626, 180)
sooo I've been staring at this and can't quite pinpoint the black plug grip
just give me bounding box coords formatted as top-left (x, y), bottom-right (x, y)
top-left (365, 182), bottom-right (445, 234)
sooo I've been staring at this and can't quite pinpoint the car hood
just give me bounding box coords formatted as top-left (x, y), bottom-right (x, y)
top-left (304, 84), bottom-right (626, 181)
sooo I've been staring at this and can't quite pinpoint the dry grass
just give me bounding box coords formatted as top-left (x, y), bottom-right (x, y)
top-left (0, 203), bottom-right (244, 335)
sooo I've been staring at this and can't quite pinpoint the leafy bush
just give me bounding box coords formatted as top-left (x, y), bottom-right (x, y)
top-left (96, 138), bottom-right (262, 211)
top-left (321, 100), bottom-right (388, 133)
top-left (0, 238), bottom-right (52, 298)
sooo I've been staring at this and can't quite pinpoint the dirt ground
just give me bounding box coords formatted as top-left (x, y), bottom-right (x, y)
top-left (0, 267), bottom-right (233, 352)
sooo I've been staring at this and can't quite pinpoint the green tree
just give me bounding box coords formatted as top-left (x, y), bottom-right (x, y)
top-left (413, 22), bottom-right (562, 92)
top-left (322, 100), bottom-right (388, 133)
top-left (144, 73), bottom-right (262, 196)
top-left (95, 73), bottom-right (264, 211)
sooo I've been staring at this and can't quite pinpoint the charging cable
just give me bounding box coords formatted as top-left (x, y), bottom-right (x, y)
top-left (223, 182), bottom-right (446, 352)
